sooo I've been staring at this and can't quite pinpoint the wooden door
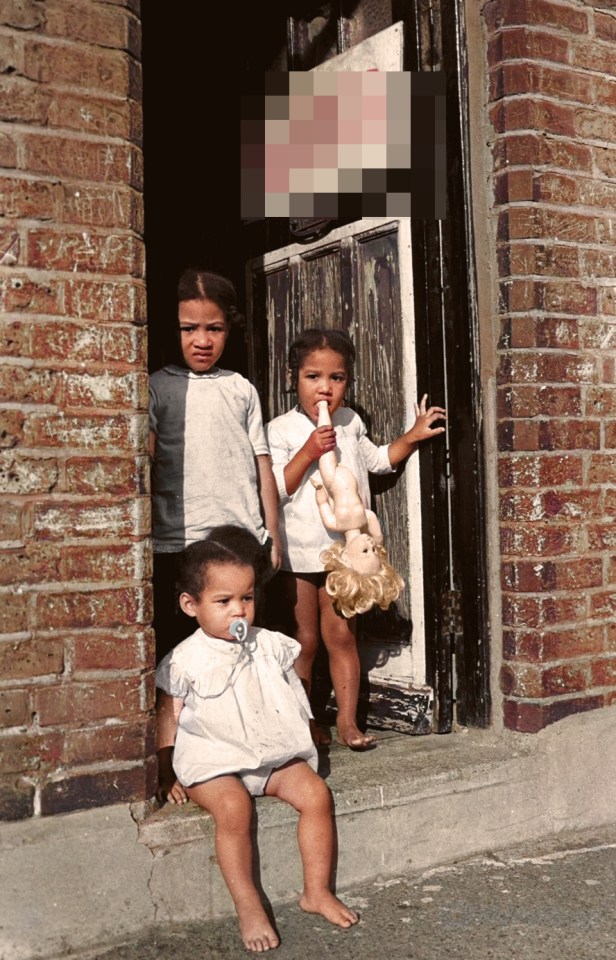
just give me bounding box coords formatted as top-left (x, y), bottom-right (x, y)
top-left (248, 217), bottom-right (428, 686)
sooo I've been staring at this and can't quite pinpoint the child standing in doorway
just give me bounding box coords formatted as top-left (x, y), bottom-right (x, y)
top-left (266, 328), bottom-right (445, 750)
top-left (156, 525), bottom-right (358, 952)
top-left (149, 269), bottom-right (281, 663)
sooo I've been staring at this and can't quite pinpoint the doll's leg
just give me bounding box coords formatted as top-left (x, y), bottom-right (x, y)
top-left (265, 760), bottom-right (358, 928)
top-left (318, 585), bottom-right (376, 750)
top-left (277, 572), bottom-right (330, 745)
top-left (313, 483), bottom-right (339, 532)
top-left (186, 776), bottom-right (279, 952)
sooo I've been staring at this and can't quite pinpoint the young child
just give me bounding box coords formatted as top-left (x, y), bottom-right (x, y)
top-left (149, 268), bottom-right (281, 662)
top-left (266, 328), bottom-right (446, 750)
top-left (156, 525), bottom-right (359, 952)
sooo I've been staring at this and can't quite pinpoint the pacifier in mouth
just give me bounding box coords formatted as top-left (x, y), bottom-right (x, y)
top-left (230, 618), bottom-right (249, 643)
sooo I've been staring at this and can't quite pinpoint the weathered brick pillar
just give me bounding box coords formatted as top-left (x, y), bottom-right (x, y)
top-left (0, 0), bottom-right (155, 818)
top-left (485, 0), bottom-right (616, 730)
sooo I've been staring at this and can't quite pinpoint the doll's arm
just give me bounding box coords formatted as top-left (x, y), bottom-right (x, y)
top-left (365, 509), bottom-right (384, 546)
top-left (156, 690), bottom-right (187, 805)
top-left (387, 394), bottom-right (447, 468)
top-left (256, 455), bottom-right (282, 571)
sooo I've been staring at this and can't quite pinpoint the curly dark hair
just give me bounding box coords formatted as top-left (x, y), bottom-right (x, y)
top-left (287, 327), bottom-right (355, 391)
top-left (177, 268), bottom-right (241, 327)
top-left (176, 525), bottom-right (268, 600)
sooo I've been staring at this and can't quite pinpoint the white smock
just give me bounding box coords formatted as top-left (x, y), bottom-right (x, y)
top-left (156, 625), bottom-right (318, 795)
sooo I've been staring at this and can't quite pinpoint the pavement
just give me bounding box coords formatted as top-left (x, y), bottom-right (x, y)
top-left (60, 824), bottom-right (616, 960)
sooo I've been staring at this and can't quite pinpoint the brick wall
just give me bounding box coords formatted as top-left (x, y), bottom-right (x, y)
top-left (0, 0), bottom-right (155, 819)
top-left (485, 0), bottom-right (616, 730)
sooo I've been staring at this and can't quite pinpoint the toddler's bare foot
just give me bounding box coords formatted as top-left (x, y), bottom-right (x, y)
top-left (337, 723), bottom-right (376, 751)
top-left (236, 899), bottom-right (279, 952)
top-left (299, 889), bottom-right (359, 928)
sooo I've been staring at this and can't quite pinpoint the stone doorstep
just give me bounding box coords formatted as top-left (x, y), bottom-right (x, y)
top-left (134, 727), bottom-right (529, 852)
top-left (131, 726), bottom-right (548, 925)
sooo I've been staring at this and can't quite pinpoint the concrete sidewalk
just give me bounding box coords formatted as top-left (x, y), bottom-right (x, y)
top-left (54, 824), bottom-right (616, 960)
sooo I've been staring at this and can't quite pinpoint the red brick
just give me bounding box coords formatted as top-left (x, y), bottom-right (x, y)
top-left (494, 133), bottom-right (592, 174)
top-left (532, 172), bottom-right (580, 207)
top-left (500, 241), bottom-right (579, 278)
top-left (72, 628), bottom-right (150, 672)
top-left (599, 287), bottom-right (616, 317)
top-left (590, 657), bottom-right (616, 687)
top-left (504, 420), bottom-right (600, 452)
top-left (0, 501), bottom-right (23, 542)
top-left (0, 78), bottom-right (52, 125)
top-left (0, 321), bottom-right (30, 358)
top-left (498, 352), bottom-right (596, 385)
top-left (500, 662), bottom-right (542, 698)
top-left (593, 145), bottom-right (616, 180)
top-left (582, 321), bottom-right (616, 350)
top-left (0, 273), bottom-right (63, 315)
top-left (0, 778), bottom-right (35, 821)
top-left (27, 229), bottom-right (144, 278)
top-left (507, 317), bottom-right (579, 350)
top-left (590, 590), bottom-right (616, 618)
top-left (588, 523), bottom-right (616, 551)
top-left (61, 188), bottom-right (144, 232)
top-left (22, 37), bottom-right (128, 93)
top-left (502, 557), bottom-right (603, 592)
top-left (63, 371), bottom-right (148, 412)
top-left (605, 421), bottom-right (616, 448)
top-left (502, 592), bottom-right (588, 629)
top-left (34, 678), bottom-right (142, 726)
top-left (484, 0), bottom-right (589, 33)
top-left (48, 91), bottom-right (132, 139)
top-left (491, 98), bottom-right (575, 137)
top-left (0, 227), bottom-right (20, 266)
top-left (0, 542), bottom-right (60, 586)
top-left (572, 38), bottom-right (616, 78)
top-left (0, 639), bottom-right (64, 683)
top-left (588, 453), bottom-right (616, 484)
top-left (503, 206), bottom-right (596, 244)
top-left (499, 488), bottom-right (601, 522)
top-left (65, 456), bottom-right (149, 496)
top-left (34, 586), bottom-right (150, 630)
top-left (33, 499), bottom-right (149, 540)
top-left (44, 2), bottom-right (136, 52)
top-left (0, 130), bottom-right (18, 169)
top-left (503, 699), bottom-right (546, 733)
top-left (2, 445), bottom-right (54, 496)
top-left (541, 626), bottom-right (606, 661)
top-left (0, 732), bottom-right (63, 774)
top-left (494, 169), bottom-right (534, 204)
top-left (0, 689), bottom-right (30, 728)
top-left (0, 410), bottom-right (24, 449)
top-left (498, 453), bottom-right (584, 488)
top-left (542, 662), bottom-right (588, 696)
top-left (503, 629), bottom-right (542, 661)
top-left (489, 27), bottom-right (570, 66)
top-left (0, 591), bottom-right (29, 634)
top-left (0, 367), bottom-right (59, 405)
top-left (40, 765), bottom-right (148, 816)
top-left (500, 523), bottom-right (580, 557)
top-left (1, 0), bottom-right (44, 29)
top-left (23, 134), bottom-right (139, 188)
top-left (497, 384), bottom-right (582, 418)
top-left (23, 414), bottom-right (140, 451)
top-left (29, 321), bottom-right (146, 366)
top-left (62, 720), bottom-right (153, 766)
top-left (60, 542), bottom-right (150, 583)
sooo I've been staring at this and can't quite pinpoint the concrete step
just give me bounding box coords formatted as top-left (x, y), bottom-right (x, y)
top-left (133, 710), bottom-right (616, 925)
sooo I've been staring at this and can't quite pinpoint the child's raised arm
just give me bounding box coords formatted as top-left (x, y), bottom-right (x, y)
top-left (282, 425), bottom-right (336, 496)
top-left (387, 394), bottom-right (446, 469)
top-left (156, 689), bottom-right (188, 805)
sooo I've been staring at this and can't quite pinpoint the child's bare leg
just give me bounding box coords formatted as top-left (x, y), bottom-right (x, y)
top-left (278, 572), bottom-right (330, 746)
top-left (187, 776), bottom-right (279, 952)
top-left (318, 586), bottom-right (376, 750)
top-left (265, 760), bottom-right (358, 928)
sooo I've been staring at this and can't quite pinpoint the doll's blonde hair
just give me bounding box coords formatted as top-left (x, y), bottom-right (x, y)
top-left (320, 541), bottom-right (404, 619)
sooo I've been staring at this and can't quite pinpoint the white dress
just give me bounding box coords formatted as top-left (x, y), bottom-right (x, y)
top-left (156, 626), bottom-right (318, 795)
top-left (267, 406), bottom-right (394, 572)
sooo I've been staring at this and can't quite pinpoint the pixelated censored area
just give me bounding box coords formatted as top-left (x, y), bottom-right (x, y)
top-left (241, 72), bottom-right (446, 220)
